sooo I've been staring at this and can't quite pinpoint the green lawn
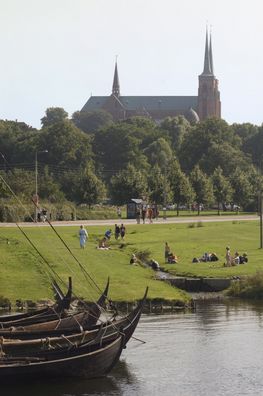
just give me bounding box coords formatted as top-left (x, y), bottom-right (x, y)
top-left (0, 220), bottom-right (262, 304)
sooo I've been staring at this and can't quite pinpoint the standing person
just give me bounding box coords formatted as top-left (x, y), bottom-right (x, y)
top-left (79, 225), bottom-right (88, 249)
top-left (165, 242), bottom-right (171, 263)
top-left (141, 206), bottom-right (147, 224)
top-left (120, 224), bottom-right (126, 240)
top-left (135, 206), bottom-right (141, 224)
top-left (148, 206), bottom-right (153, 223)
top-left (117, 207), bottom-right (121, 218)
top-left (115, 224), bottom-right (120, 240)
top-left (225, 246), bottom-right (232, 267)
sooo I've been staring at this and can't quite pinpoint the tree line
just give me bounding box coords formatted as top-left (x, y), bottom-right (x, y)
top-left (0, 107), bottom-right (263, 215)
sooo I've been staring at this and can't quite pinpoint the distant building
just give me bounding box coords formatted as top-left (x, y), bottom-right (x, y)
top-left (81, 29), bottom-right (221, 123)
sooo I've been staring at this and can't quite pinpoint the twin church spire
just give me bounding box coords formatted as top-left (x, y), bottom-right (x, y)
top-left (201, 27), bottom-right (214, 76)
top-left (110, 27), bottom-right (220, 121)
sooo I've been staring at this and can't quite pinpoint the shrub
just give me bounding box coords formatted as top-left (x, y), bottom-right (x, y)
top-left (227, 271), bottom-right (263, 299)
top-left (0, 295), bottom-right (11, 308)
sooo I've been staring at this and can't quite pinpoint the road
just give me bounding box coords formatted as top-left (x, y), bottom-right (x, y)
top-left (0, 214), bottom-right (259, 227)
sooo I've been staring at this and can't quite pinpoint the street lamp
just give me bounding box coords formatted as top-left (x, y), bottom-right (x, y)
top-left (34, 150), bottom-right (48, 222)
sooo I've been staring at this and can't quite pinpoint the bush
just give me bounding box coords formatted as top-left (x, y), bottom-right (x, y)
top-left (0, 295), bottom-right (11, 308)
top-left (227, 271), bottom-right (263, 299)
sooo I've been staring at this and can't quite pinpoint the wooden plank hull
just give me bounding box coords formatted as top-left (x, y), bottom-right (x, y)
top-left (0, 278), bottom-right (109, 329)
top-left (0, 288), bottom-right (147, 355)
top-left (0, 336), bottom-right (123, 380)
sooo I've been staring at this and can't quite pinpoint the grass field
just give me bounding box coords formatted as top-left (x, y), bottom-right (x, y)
top-left (0, 220), bottom-right (262, 304)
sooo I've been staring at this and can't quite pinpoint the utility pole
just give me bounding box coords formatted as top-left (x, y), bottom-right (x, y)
top-left (260, 189), bottom-right (263, 249)
top-left (163, 164), bottom-right (167, 220)
top-left (34, 150), bottom-right (48, 222)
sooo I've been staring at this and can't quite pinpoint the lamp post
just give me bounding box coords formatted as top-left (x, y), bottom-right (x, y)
top-left (34, 150), bottom-right (48, 222)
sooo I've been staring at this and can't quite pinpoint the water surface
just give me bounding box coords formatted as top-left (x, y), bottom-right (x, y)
top-left (3, 300), bottom-right (263, 396)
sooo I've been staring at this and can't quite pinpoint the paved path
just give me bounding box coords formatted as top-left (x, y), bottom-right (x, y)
top-left (0, 214), bottom-right (259, 227)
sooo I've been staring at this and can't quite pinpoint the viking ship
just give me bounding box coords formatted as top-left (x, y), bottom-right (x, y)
top-left (0, 335), bottom-right (124, 381)
top-left (0, 171), bottom-right (147, 379)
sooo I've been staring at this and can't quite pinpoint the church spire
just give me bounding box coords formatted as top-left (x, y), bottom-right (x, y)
top-left (209, 28), bottom-right (214, 75)
top-left (201, 27), bottom-right (212, 76)
top-left (112, 60), bottom-right (120, 97)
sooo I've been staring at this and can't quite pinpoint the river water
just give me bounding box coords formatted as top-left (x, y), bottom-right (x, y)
top-left (3, 299), bottom-right (263, 396)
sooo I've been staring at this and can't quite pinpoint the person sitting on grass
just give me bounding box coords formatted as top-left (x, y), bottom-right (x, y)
top-left (239, 252), bottom-right (248, 264)
top-left (167, 252), bottom-right (178, 264)
top-left (97, 237), bottom-right (110, 250)
top-left (130, 253), bottom-right (138, 265)
top-left (104, 229), bottom-right (112, 240)
top-left (150, 259), bottom-right (160, 271)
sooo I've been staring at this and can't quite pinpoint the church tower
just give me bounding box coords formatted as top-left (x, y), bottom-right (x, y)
top-left (197, 29), bottom-right (221, 121)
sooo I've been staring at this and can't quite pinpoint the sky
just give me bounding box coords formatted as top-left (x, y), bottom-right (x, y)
top-left (0, 0), bottom-right (263, 128)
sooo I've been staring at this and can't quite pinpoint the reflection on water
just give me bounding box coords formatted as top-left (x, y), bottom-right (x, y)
top-left (3, 299), bottom-right (263, 396)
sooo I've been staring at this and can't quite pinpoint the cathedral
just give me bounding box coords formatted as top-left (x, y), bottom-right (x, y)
top-left (81, 29), bottom-right (221, 123)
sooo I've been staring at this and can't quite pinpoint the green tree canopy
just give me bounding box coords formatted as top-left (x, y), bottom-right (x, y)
top-left (179, 118), bottom-right (242, 174)
top-left (190, 165), bottom-right (214, 214)
top-left (72, 110), bottom-right (113, 134)
top-left (61, 167), bottom-right (106, 207)
top-left (39, 120), bottom-right (93, 168)
top-left (144, 137), bottom-right (173, 170)
top-left (212, 167), bottom-right (233, 214)
top-left (147, 164), bottom-right (172, 205)
top-left (109, 164), bottom-right (147, 205)
top-left (41, 107), bottom-right (68, 128)
top-left (230, 168), bottom-right (253, 209)
top-left (160, 115), bottom-right (191, 152)
top-left (169, 159), bottom-right (194, 215)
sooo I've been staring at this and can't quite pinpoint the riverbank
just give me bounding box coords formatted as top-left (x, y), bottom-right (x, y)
top-left (0, 219), bottom-right (261, 306)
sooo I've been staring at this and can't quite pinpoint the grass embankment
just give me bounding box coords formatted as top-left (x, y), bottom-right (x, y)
top-left (0, 220), bottom-right (261, 304)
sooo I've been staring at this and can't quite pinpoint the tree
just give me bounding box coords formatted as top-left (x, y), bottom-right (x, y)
top-left (212, 167), bottom-right (233, 214)
top-left (179, 118), bottom-right (242, 174)
top-left (147, 164), bottom-right (172, 205)
top-left (72, 110), bottom-right (113, 134)
top-left (230, 169), bottom-right (253, 209)
top-left (144, 138), bottom-right (173, 170)
top-left (41, 107), bottom-right (68, 127)
top-left (38, 167), bottom-right (65, 203)
top-left (39, 120), bottom-right (93, 168)
top-left (168, 159), bottom-right (194, 215)
top-left (93, 123), bottom-right (149, 180)
top-left (160, 115), bottom-right (191, 152)
top-left (109, 164), bottom-right (147, 205)
top-left (190, 165), bottom-right (214, 215)
top-left (1, 169), bottom-right (35, 200)
top-left (61, 167), bottom-right (106, 207)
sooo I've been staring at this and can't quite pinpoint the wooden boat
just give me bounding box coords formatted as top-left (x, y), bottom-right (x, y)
top-left (0, 335), bottom-right (124, 380)
top-left (0, 277), bottom-right (109, 329)
top-left (0, 287), bottom-right (148, 355)
top-left (0, 277), bottom-right (73, 324)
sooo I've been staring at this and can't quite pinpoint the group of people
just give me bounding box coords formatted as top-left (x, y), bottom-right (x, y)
top-left (78, 224), bottom-right (127, 250)
top-left (136, 204), bottom-right (159, 224)
top-left (225, 247), bottom-right (248, 266)
top-left (114, 224), bottom-right (126, 240)
top-left (192, 252), bottom-right (219, 263)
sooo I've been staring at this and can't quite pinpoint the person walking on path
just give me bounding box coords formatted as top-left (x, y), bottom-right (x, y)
top-left (148, 206), bottom-right (153, 223)
top-left (79, 225), bottom-right (88, 249)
